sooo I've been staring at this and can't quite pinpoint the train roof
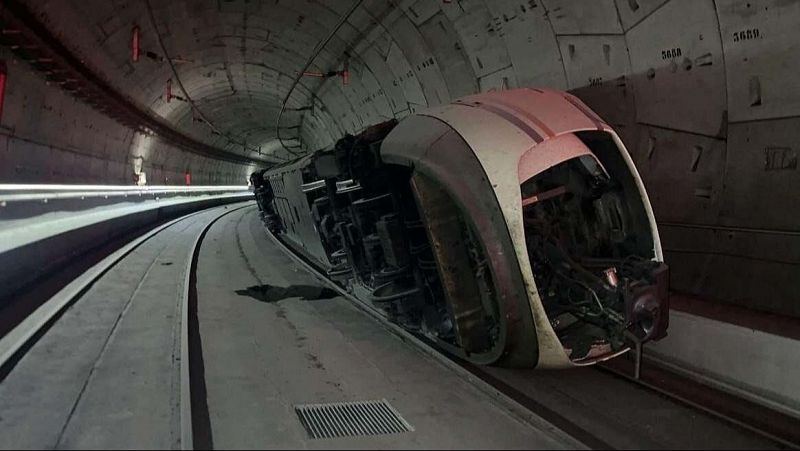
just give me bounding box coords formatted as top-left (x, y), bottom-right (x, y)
top-left (451, 88), bottom-right (612, 145)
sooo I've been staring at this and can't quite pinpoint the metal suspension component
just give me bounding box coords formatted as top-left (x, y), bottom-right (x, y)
top-left (410, 172), bottom-right (492, 354)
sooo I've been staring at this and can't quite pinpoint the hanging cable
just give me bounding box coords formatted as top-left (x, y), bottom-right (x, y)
top-left (295, 2), bottom-right (396, 152)
top-left (275, 0), bottom-right (364, 158)
top-left (142, 0), bottom-right (273, 160)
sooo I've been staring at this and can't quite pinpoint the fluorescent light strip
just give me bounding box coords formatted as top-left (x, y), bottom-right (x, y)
top-left (0, 184), bottom-right (248, 191)
top-left (0, 185), bottom-right (251, 204)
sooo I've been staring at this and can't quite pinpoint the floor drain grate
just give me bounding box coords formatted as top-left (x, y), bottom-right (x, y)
top-left (295, 399), bottom-right (414, 439)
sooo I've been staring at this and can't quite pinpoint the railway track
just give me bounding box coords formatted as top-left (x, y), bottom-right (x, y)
top-left (262, 209), bottom-right (799, 450)
top-left (0, 204), bottom-right (795, 449)
top-left (597, 355), bottom-right (800, 448)
top-left (0, 203), bottom-right (248, 449)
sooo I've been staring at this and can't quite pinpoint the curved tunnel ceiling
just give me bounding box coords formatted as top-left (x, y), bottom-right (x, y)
top-left (17, 0), bottom-right (799, 160)
top-left (2, 0), bottom-right (800, 317)
top-left (13, 0), bottom-right (707, 158)
top-left (23, 0), bottom-right (382, 159)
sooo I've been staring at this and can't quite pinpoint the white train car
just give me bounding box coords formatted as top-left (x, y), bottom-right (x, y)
top-left (253, 88), bottom-right (669, 368)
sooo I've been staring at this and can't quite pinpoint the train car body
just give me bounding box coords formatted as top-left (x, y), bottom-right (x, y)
top-left (253, 88), bottom-right (669, 369)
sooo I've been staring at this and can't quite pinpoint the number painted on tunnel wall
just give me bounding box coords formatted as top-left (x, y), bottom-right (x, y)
top-left (661, 48), bottom-right (682, 60)
top-left (733, 28), bottom-right (760, 42)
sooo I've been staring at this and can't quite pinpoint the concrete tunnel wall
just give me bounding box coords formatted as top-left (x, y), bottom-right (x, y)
top-left (2, 0), bottom-right (799, 317)
top-left (0, 48), bottom-right (255, 185)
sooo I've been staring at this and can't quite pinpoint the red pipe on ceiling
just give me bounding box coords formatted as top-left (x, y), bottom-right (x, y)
top-left (131, 26), bottom-right (140, 62)
top-left (0, 61), bottom-right (7, 123)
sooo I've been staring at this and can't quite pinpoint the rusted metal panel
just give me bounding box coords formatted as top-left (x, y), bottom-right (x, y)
top-left (411, 172), bottom-right (490, 353)
top-left (420, 98), bottom-right (570, 368)
top-left (381, 116), bottom-right (540, 367)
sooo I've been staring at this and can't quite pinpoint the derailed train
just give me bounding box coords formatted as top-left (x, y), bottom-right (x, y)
top-left (251, 88), bottom-right (669, 368)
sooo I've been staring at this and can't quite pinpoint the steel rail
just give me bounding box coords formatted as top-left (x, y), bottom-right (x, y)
top-left (262, 214), bottom-right (798, 449)
top-left (180, 203), bottom-right (250, 449)
top-left (258, 215), bottom-right (590, 449)
top-left (597, 356), bottom-right (800, 448)
top-left (0, 203), bottom-right (250, 449)
top-left (0, 209), bottom-right (201, 372)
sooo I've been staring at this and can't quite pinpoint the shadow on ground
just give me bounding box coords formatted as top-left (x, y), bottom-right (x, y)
top-left (235, 284), bottom-right (338, 303)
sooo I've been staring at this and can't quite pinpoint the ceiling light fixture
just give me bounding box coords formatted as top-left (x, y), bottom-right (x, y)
top-left (0, 61), bottom-right (5, 122)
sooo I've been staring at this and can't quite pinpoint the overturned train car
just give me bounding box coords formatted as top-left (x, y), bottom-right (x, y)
top-left (252, 88), bottom-right (669, 368)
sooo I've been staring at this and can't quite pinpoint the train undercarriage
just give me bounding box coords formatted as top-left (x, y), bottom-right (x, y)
top-left (253, 117), bottom-right (667, 367)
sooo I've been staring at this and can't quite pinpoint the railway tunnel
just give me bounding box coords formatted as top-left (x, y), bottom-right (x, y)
top-left (0, 0), bottom-right (798, 448)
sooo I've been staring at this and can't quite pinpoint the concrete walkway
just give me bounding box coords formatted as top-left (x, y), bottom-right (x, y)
top-left (194, 206), bottom-right (573, 449)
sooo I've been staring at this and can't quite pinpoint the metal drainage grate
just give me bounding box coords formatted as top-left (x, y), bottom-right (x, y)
top-left (295, 399), bottom-right (414, 439)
